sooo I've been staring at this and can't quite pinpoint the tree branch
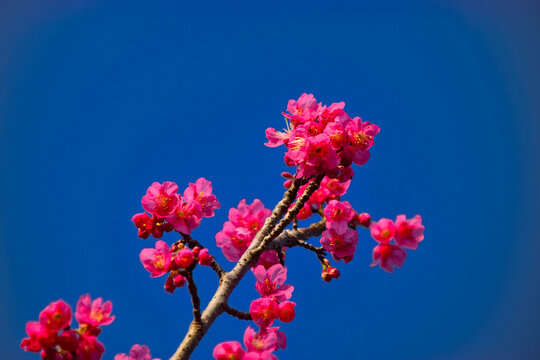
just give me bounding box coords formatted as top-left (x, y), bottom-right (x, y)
top-left (169, 178), bottom-right (304, 360)
top-left (184, 271), bottom-right (202, 323)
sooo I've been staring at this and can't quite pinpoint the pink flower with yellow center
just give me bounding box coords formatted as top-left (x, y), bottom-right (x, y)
top-left (141, 181), bottom-right (179, 218)
top-left (252, 264), bottom-right (294, 302)
top-left (183, 177), bottom-right (221, 218)
top-left (370, 218), bottom-right (396, 244)
top-left (75, 294), bottom-right (115, 327)
top-left (139, 240), bottom-right (171, 277)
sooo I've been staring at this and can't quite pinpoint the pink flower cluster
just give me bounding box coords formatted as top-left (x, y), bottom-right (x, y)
top-left (320, 200), bottom-right (359, 264)
top-left (21, 294), bottom-right (114, 360)
top-left (115, 344), bottom-right (160, 360)
top-left (266, 93), bottom-right (380, 178)
top-left (139, 241), bottom-right (214, 293)
top-left (370, 215), bottom-right (425, 272)
top-left (216, 199), bottom-right (281, 268)
top-left (132, 178), bottom-right (220, 238)
top-left (213, 264), bottom-right (294, 360)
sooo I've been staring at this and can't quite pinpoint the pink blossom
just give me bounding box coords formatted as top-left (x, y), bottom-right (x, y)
top-left (39, 300), bottom-right (72, 333)
top-left (216, 200), bottom-right (271, 262)
top-left (131, 213), bottom-right (154, 239)
top-left (324, 200), bottom-right (355, 234)
top-left (57, 329), bottom-right (78, 353)
top-left (277, 301), bottom-right (296, 323)
top-left (264, 127), bottom-right (290, 148)
top-left (75, 294), bottom-right (115, 327)
top-left (342, 117), bottom-right (380, 166)
top-left (75, 336), bottom-right (105, 360)
top-left (198, 248), bottom-right (213, 266)
top-left (183, 178), bottom-right (221, 218)
top-left (320, 228), bottom-right (359, 263)
top-left (216, 221), bottom-right (252, 262)
top-left (213, 341), bottom-right (245, 360)
top-left (252, 264), bottom-right (294, 302)
top-left (243, 326), bottom-right (283, 353)
top-left (115, 344), bottom-right (161, 360)
top-left (139, 241), bottom-right (171, 277)
top-left (165, 200), bottom-right (202, 235)
top-left (371, 244), bottom-right (407, 273)
top-left (299, 134), bottom-right (340, 177)
top-left (285, 93), bottom-right (320, 126)
top-left (20, 321), bottom-right (54, 352)
top-left (370, 218), bottom-right (395, 244)
top-left (250, 298), bottom-right (279, 329)
top-left (394, 215), bottom-right (425, 250)
top-left (323, 121), bottom-right (348, 150)
top-left (141, 182), bottom-right (179, 218)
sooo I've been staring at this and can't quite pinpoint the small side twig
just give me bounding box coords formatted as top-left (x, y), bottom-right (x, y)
top-left (181, 234), bottom-right (226, 278)
top-left (277, 248), bottom-right (285, 266)
top-left (184, 271), bottom-right (202, 323)
top-left (297, 239), bottom-right (327, 264)
top-left (222, 304), bottom-right (252, 321)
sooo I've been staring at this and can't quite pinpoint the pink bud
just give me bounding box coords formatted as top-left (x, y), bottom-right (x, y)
top-left (198, 248), bottom-right (213, 266)
top-left (280, 172), bottom-right (295, 179)
top-left (174, 274), bottom-right (186, 287)
top-left (328, 267), bottom-right (340, 279)
top-left (321, 270), bottom-right (332, 282)
top-left (192, 246), bottom-right (201, 257)
top-left (278, 301), bottom-right (296, 323)
top-left (358, 213), bottom-right (371, 227)
top-left (283, 179), bottom-right (293, 189)
top-left (174, 249), bottom-right (194, 268)
top-left (170, 243), bottom-right (179, 253)
top-left (164, 276), bottom-right (176, 294)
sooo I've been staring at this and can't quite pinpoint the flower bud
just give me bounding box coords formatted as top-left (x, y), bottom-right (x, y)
top-left (328, 267), bottom-right (340, 279)
top-left (164, 276), bottom-right (176, 294)
top-left (198, 248), bottom-right (213, 266)
top-left (278, 301), bottom-right (296, 323)
top-left (173, 274), bottom-right (186, 288)
top-left (192, 246), bottom-right (201, 257)
top-left (321, 270), bottom-right (332, 282)
top-left (174, 249), bottom-right (194, 268)
top-left (358, 212), bottom-right (371, 228)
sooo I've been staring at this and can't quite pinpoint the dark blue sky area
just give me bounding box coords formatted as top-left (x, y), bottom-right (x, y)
top-left (1, 1), bottom-right (539, 359)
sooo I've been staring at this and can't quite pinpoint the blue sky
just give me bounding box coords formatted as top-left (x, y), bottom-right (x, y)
top-left (1, 1), bottom-right (539, 359)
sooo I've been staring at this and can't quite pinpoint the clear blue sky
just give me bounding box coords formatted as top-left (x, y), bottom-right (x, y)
top-left (1, 1), bottom-right (539, 359)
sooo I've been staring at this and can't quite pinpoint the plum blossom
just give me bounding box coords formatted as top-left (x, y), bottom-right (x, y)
top-left (165, 200), bottom-right (202, 235)
top-left (115, 344), bottom-right (161, 360)
top-left (320, 228), bottom-right (359, 263)
top-left (250, 298), bottom-right (279, 329)
top-left (216, 199), bottom-right (272, 262)
top-left (394, 215), bottom-right (424, 250)
top-left (252, 264), bottom-right (294, 302)
top-left (323, 200), bottom-right (355, 234)
top-left (371, 244), bottom-right (407, 273)
top-left (141, 182), bottom-right (179, 218)
top-left (39, 300), bottom-right (72, 333)
top-left (370, 218), bottom-right (395, 244)
top-left (212, 341), bottom-right (245, 360)
top-left (139, 241), bottom-right (171, 277)
top-left (75, 294), bottom-right (115, 327)
top-left (183, 177), bottom-right (221, 217)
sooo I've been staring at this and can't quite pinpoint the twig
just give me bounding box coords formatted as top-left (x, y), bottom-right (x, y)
top-left (222, 304), bottom-right (252, 321)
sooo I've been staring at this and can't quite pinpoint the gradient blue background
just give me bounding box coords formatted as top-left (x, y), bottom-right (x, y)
top-left (1, 1), bottom-right (539, 359)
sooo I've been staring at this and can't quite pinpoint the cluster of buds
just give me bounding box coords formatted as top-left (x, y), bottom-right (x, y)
top-left (20, 295), bottom-right (114, 360)
top-left (370, 215), bottom-right (425, 272)
top-left (139, 240), bottom-right (214, 293)
top-left (216, 199), bottom-right (282, 269)
top-left (265, 93), bottom-right (380, 178)
top-left (132, 178), bottom-right (220, 238)
top-left (321, 259), bottom-right (341, 282)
